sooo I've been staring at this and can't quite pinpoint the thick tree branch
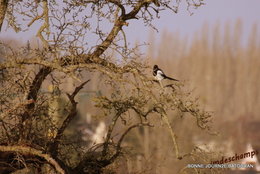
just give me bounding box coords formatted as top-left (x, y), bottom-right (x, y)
top-left (49, 79), bottom-right (91, 157)
top-left (91, 17), bottom-right (124, 58)
top-left (91, 0), bottom-right (154, 58)
top-left (26, 67), bottom-right (52, 110)
top-left (0, 0), bottom-right (8, 31)
top-left (123, 0), bottom-right (153, 20)
top-left (0, 145), bottom-right (65, 174)
top-left (0, 55), bottom-right (125, 73)
top-left (18, 67), bottom-right (52, 141)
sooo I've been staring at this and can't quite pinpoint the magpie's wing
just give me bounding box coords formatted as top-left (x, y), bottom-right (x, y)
top-left (157, 69), bottom-right (166, 78)
top-left (158, 69), bottom-right (179, 81)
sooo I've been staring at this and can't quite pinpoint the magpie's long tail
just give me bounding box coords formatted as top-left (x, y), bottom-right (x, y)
top-left (165, 76), bottom-right (179, 81)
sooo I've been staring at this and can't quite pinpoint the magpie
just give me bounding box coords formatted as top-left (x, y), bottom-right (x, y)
top-left (153, 65), bottom-right (178, 81)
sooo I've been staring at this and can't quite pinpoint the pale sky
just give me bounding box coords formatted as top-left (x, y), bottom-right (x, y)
top-left (125, 0), bottom-right (260, 44)
top-left (0, 0), bottom-right (259, 46)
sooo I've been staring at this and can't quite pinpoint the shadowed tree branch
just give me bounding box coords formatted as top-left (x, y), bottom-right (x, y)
top-left (0, 145), bottom-right (65, 174)
top-left (49, 79), bottom-right (91, 157)
top-left (0, 0), bottom-right (8, 31)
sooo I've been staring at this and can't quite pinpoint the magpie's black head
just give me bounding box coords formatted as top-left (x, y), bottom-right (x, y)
top-left (153, 65), bottom-right (158, 70)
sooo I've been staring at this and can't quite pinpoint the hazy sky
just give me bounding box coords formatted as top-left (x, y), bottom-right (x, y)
top-left (0, 0), bottom-right (259, 46)
top-left (125, 0), bottom-right (260, 44)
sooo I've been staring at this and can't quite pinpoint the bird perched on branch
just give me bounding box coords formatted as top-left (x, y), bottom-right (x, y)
top-left (153, 65), bottom-right (178, 81)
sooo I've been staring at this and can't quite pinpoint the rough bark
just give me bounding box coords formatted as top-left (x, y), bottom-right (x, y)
top-left (0, 0), bottom-right (8, 31)
top-left (0, 145), bottom-right (65, 174)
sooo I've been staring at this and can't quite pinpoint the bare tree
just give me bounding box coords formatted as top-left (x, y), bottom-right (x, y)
top-left (0, 0), bottom-right (214, 174)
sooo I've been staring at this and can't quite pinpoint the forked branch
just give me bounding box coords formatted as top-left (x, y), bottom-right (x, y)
top-left (49, 79), bottom-right (91, 156)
